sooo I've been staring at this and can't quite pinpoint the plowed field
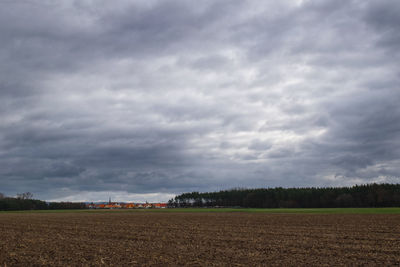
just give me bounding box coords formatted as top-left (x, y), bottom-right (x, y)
top-left (1, 212), bottom-right (399, 266)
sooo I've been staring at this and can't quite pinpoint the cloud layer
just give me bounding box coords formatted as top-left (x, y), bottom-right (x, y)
top-left (1, 0), bottom-right (399, 201)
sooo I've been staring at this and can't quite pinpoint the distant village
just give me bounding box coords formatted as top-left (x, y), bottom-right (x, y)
top-left (86, 198), bottom-right (167, 209)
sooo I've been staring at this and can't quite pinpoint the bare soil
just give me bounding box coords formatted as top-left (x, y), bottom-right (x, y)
top-left (0, 212), bottom-right (399, 266)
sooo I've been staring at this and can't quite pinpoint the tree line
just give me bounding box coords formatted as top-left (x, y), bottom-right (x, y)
top-left (0, 192), bottom-right (86, 211)
top-left (169, 183), bottom-right (400, 208)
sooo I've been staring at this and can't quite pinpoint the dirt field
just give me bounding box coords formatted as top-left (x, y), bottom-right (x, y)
top-left (0, 212), bottom-right (399, 266)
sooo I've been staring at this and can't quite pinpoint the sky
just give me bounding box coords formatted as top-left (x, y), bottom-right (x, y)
top-left (0, 0), bottom-right (399, 202)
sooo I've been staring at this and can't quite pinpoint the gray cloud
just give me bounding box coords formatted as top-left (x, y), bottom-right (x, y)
top-left (0, 0), bottom-right (399, 201)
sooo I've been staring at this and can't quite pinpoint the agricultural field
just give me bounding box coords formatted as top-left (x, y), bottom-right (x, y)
top-left (1, 211), bottom-right (400, 266)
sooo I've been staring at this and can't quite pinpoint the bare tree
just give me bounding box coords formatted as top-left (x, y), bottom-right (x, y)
top-left (0, 192), bottom-right (4, 199)
top-left (17, 192), bottom-right (33, 200)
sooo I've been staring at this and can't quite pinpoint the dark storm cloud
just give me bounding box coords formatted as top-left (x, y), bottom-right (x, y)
top-left (364, 0), bottom-right (400, 52)
top-left (0, 0), bottom-right (399, 201)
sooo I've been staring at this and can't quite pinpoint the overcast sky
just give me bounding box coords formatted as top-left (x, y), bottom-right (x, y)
top-left (0, 0), bottom-right (399, 202)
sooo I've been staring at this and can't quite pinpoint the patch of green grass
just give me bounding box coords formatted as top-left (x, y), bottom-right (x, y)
top-left (1, 207), bottom-right (400, 214)
top-left (0, 209), bottom-right (93, 214)
top-left (151, 207), bottom-right (400, 214)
